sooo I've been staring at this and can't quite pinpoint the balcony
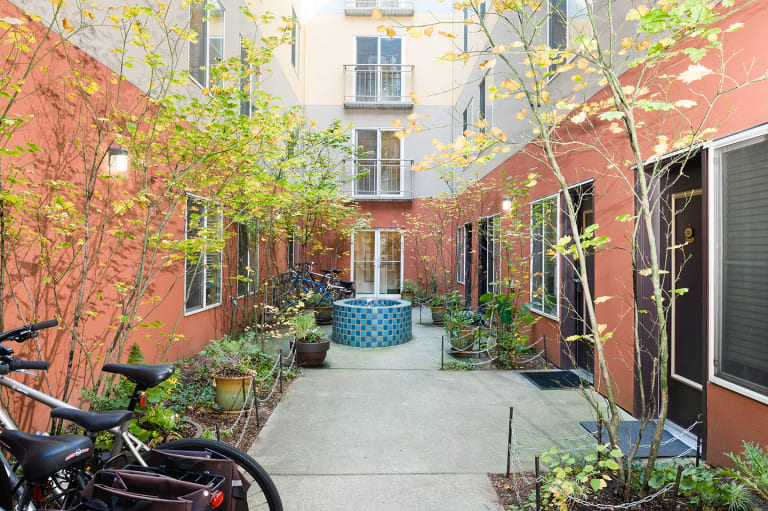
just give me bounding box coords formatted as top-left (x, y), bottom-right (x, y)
top-left (343, 64), bottom-right (414, 109)
top-left (344, 1), bottom-right (414, 16)
top-left (343, 159), bottom-right (414, 200)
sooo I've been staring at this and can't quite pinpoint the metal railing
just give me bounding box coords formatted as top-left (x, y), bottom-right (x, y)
top-left (343, 159), bottom-right (414, 199)
top-left (344, 64), bottom-right (414, 107)
top-left (344, 0), bottom-right (414, 15)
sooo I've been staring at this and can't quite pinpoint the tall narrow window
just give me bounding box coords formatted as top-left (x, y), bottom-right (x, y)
top-left (548, 0), bottom-right (590, 72)
top-left (354, 128), bottom-right (403, 196)
top-left (189, 0), bottom-right (224, 88)
top-left (530, 196), bottom-right (558, 317)
top-left (462, 100), bottom-right (472, 135)
top-left (239, 37), bottom-right (255, 117)
top-left (291, 8), bottom-right (300, 71)
top-left (713, 131), bottom-right (768, 397)
top-left (463, 7), bottom-right (469, 53)
top-left (185, 197), bottom-right (222, 313)
top-left (478, 76), bottom-right (487, 131)
top-left (237, 223), bottom-right (258, 297)
top-left (479, 0), bottom-right (486, 19)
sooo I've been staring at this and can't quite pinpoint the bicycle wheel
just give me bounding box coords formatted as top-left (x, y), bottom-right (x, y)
top-left (156, 438), bottom-right (283, 511)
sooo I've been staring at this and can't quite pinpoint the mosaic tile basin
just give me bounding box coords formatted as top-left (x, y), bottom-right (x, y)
top-left (332, 298), bottom-right (412, 347)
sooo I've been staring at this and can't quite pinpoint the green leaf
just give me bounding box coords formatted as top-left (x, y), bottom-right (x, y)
top-left (598, 111), bottom-right (625, 121)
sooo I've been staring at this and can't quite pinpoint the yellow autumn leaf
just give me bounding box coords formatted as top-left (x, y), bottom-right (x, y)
top-left (515, 109), bottom-right (528, 120)
top-left (407, 27), bottom-right (423, 38)
top-left (377, 24), bottom-right (386, 33)
top-left (438, 30), bottom-right (456, 39)
top-left (479, 59), bottom-right (496, 70)
top-left (625, 5), bottom-right (649, 21)
top-left (621, 38), bottom-right (633, 49)
top-left (371, 8), bottom-right (382, 19)
top-left (594, 296), bottom-right (612, 304)
top-left (392, 119), bottom-right (403, 127)
top-left (424, 26), bottom-right (434, 37)
top-left (62, 17), bottom-right (74, 33)
top-left (83, 9), bottom-right (95, 20)
top-left (407, 112), bottom-right (419, 120)
top-left (386, 27), bottom-right (396, 37)
top-left (410, 91), bottom-right (422, 104)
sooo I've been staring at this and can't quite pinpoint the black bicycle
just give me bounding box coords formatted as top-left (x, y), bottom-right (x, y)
top-left (0, 320), bottom-right (283, 511)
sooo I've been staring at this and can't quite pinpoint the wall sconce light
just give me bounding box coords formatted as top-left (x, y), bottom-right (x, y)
top-left (109, 146), bottom-right (129, 173)
top-left (502, 197), bottom-right (513, 211)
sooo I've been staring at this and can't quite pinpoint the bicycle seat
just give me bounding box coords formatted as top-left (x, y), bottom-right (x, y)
top-left (0, 430), bottom-right (93, 481)
top-left (50, 408), bottom-right (133, 433)
top-left (321, 268), bottom-right (342, 275)
top-left (101, 363), bottom-right (175, 389)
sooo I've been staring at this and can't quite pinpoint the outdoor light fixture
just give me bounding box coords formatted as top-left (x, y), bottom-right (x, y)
top-left (109, 146), bottom-right (129, 173)
top-left (502, 197), bottom-right (513, 211)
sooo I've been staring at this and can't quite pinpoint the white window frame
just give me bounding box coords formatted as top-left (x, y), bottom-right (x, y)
top-left (462, 99), bottom-right (473, 135)
top-left (236, 222), bottom-right (258, 298)
top-left (184, 194), bottom-right (223, 315)
top-left (189, 0), bottom-right (225, 89)
top-left (354, 127), bottom-right (405, 197)
top-left (529, 193), bottom-right (560, 320)
top-left (350, 229), bottom-right (404, 297)
top-left (707, 124), bottom-right (768, 405)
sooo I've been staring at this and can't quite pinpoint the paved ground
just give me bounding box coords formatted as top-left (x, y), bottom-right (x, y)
top-left (249, 308), bottom-right (603, 510)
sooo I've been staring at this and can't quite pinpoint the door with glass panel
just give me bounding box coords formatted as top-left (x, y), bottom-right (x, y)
top-left (355, 37), bottom-right (403, 102)
top-left (353, 230), bottom-right (402, 296)
top-left (355, 129), bottom-right (402, 196)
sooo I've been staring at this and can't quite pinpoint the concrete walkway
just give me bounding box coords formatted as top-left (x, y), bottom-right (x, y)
top-left (249, 308), bottom-right (602, 510)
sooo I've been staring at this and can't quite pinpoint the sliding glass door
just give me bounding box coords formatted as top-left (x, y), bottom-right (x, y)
top-left (353, 230), bottom-right (402, 296)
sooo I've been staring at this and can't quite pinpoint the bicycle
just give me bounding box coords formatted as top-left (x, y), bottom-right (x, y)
top-left (0, 320), bottom-right (283, 511)
top-left (282, 262), bottom-right (355, 306)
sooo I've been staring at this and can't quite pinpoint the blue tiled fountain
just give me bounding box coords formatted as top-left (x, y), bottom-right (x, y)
top-left (332, 298), bottom-right (412, 347)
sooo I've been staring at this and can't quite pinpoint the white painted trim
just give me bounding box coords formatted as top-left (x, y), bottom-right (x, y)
top-left (183, 194), bottom-right (223, 317)
top-left (529, 193), bottom-right (560, 319)
top-left (351, 229), bottom-right (404, 297)
top-left (706, 124), bottom-right (768, 404)
top-left (456, 225), bottom-right (465, 285)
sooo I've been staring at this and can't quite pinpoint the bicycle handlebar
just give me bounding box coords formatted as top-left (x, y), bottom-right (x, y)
top-left (0, 358), bottom-right (50, 374)
top-left (0, 319), bottom-right (58, 343)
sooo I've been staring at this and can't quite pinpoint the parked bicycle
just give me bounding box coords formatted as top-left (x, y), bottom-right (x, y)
top-left (281, 262), bottom-right (354, 306)
top-left (0, 320), bottom-right (283, 511)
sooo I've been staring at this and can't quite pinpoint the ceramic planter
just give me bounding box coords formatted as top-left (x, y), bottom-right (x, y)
top-left (213, 374), bottom-right (252, 411)
top-left (294, 338), bottom-right (330, 367)
top-left (314, 305), bottom-right (333, 325)
top-left (430, 306), bottom-right (446, 324)
top-left (400, 291), bottom-right (415, 303)
top-left (449, 328), bottom-right (475, 358)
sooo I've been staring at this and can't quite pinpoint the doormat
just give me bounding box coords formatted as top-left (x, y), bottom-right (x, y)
top-left (579, 420), bottom-right (694, 458)
top-left (523, 370), bottom-right (583, 390)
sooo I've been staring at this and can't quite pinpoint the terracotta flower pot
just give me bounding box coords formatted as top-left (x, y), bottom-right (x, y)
top-left (400, 291), bottom-right (415, 303)
top-left (213, 374), bottom-right (252, 411)
top-left (294, 338), bottom-right (330, 367)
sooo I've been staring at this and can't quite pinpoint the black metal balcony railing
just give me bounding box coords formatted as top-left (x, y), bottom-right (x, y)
top-left (344, 64), bottom-right (414, 108)
top-left (344, 159), bottom-right (414, 200)
top-left (344, 1), bottom-right (414, 16)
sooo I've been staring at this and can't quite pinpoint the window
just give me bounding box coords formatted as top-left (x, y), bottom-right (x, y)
top-left (291, 8), bottom-right (300, 72)
top-left (237, 223), bottom-right (258, 297)
top-left (462, 100), bottom-right (472, 135)
top-left (479, 76), bottom-right (489, 131)
top-left (287, 233), bottom-right (300, 268)
top-left (530, 196), bottom-right (558, 317)
top-left (711, 130), bottom-right (768, 399)
top-left (484, 214), bottom-right (501, 294)
top-left (355, 36), bottom-right (403, 102)
top-left (355, 128), bottom-right (403, 196)
top-left (185, 197), bottom-right (222, 313)
top-left (479, 0), bottom-right (486, 19)
top-left (457, 226), bottom-right (465, 284)
top-left (189, 0), bottom-right (224, 88)
top-left (239, 37), bottom-right (256, 117)
top-left (463, 7), bottom-right (469, 53)
top-left (548, 0), bottom-right (590, 56)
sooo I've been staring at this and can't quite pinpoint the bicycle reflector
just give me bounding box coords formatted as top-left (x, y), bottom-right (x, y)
top-left (139, 393), bottom-right (147, 408)
top-left (210, 489), bottom-right (224, 509)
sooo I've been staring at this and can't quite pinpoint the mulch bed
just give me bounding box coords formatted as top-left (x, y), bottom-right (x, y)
top-left (489, 472), bottom-right (671, 510)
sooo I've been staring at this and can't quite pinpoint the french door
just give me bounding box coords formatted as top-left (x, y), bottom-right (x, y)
top-left (355, 129), bottom-right (403, 196)
top-left (352, 230), bottom-right (403, 296)
top-left (355, 36), bottom-right (403, 102)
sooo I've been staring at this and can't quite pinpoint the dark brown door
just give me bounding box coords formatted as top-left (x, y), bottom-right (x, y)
top-left (560, 185), bottom-right (594, 375)
top-left (668, 190), bottom-right (704, 430)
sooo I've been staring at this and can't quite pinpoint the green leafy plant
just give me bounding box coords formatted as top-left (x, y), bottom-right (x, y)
top-left (290, 313), bottom-right (322, 342)
top-left (306, 292), bottom-right (333, 307)
top-left (202, 334), bottom-right (264, 376)
top-left (723, 442), bottom-right (768, 502)
top-left (401, 279), bottom-right (417, 294)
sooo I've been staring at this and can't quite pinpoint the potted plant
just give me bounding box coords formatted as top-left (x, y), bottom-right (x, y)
top-left (400, 279), bottom-right (417, 303)
top-left (445, 310), bottom-right (482, 357)
top-left (308, 292), bottom-right (334, 325)
top-left (202, 336), bottom-right (259, 412)
top-left (291, 313), bottom-right (330, 367)
top-left (430, 290), bottom-right (461, 324)
top-left (480, 292), bottom-right (539, 368)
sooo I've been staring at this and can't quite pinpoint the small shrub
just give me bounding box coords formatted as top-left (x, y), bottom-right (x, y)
top-left (723, 442), bottom-right (768, 502)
